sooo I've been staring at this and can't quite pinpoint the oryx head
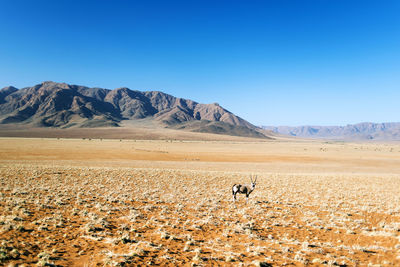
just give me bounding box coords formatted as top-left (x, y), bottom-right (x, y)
top-left (250, 175), bottom-right (257, 190)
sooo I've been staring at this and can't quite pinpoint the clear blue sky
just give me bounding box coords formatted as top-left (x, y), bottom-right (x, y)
top-left (1, 0), bottom-right (399, 126)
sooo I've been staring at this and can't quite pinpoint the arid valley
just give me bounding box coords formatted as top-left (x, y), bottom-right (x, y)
top-left (1, 136), bottom-right (400, 266)
top-left (3, 0), bottom-right (400, 265)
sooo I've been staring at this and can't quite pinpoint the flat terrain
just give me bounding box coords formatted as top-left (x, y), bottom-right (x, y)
top-left (1, 137), bottom-right (400, 266)
top-left (0, 120), bottom-right (271, 141)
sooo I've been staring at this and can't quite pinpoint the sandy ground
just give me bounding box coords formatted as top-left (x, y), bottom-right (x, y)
top-left (1, 137), bottom-right (400, 266)
top-left (0, 122), bottom-right (271, 142)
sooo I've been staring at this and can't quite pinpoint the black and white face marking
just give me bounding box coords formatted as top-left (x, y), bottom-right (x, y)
top-left (251, 182), bottom-right (256, 190)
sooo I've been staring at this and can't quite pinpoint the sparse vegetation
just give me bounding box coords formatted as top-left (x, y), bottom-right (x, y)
top-left (0, 138), bottom-right (399, 265)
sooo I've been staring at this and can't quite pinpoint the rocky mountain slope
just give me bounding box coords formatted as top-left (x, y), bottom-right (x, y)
top-left (0, 81), bottom-right (265, 138)
top-left (263, 122), bottom-right (400, 140)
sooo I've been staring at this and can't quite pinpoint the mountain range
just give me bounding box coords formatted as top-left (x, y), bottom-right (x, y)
top-left (3, 81), bottom-right (398, 141)
top-left (263, 122), bottom-right (400, 141)
top-left (0, 81), bottom-right (266, 138)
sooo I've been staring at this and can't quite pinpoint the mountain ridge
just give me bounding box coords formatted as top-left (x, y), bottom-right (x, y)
top-left (262, 122), bottom-right (400, 140)
top-left (0, 81), bottom-right (265, 138)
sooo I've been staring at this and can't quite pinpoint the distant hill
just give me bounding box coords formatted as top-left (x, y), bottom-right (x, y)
top-left (263, 122), bottom-right (400, 140)
top-left (0, 81), bottom-right (266, 138)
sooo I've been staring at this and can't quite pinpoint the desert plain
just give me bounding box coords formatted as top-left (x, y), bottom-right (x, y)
top-left (1, 135), bottom-right (400, 266)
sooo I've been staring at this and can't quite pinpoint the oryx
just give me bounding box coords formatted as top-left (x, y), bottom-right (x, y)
top-left (232, 175), bottom-right (257, 203)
